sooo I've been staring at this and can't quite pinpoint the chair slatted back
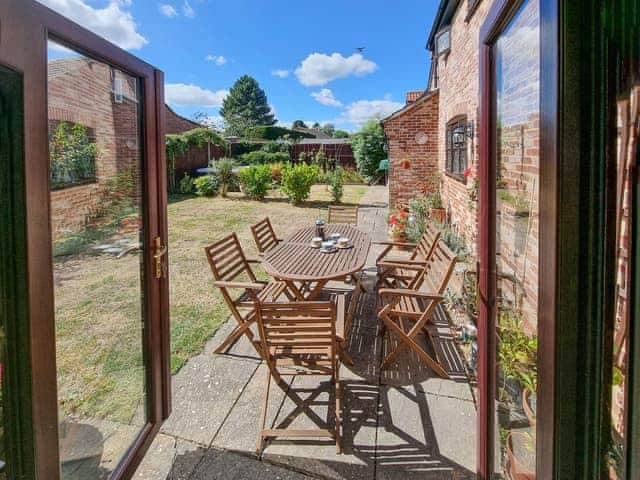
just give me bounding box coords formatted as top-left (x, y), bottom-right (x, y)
top-left (256, 301), bottom-right (337, 369)
top-left (411, 223), bottom-right (441, 261)
top-left (205, 233), bottom-right (257, 283)
top-left (410, 239), bottom-right (457, 293)
top-left (328, 205), bottom-right (358, 225)
top-left (251, 217), bottom-right (279, 254)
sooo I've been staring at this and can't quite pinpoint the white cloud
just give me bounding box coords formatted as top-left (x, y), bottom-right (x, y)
top-left (165, 83), bottom-right (229, 107)
top-left (182, 0), bottom-right (195, 18)
top-left (311, 88), bottom-right (342, 107)
top-left (205, 54), bottom-right (227, 66)
top-left (338, 99), bottom-right (403, 126)
top-left (295, 53), bottom-right (377, 86)
top-left (272, 69), bottom-right (290, 78)
top-left (159, 3), bottom-right (178, 17)
top-left (37, 0), bottom-right (147, 50)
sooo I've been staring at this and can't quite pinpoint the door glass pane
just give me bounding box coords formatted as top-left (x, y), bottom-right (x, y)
top-left (493, 0), bottom-right (540, 477)
top-left (48, 39), bottom-right (148, 478)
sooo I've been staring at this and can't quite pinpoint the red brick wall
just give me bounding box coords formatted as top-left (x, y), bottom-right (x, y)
top-left (435, 0), bottom-right (495, 253)
top-left (48, 59), bottom-right (141, 239)
top-left (382, 91), bottom-right (439, 208)
top-left (165, 105), bottom-right (226, 179)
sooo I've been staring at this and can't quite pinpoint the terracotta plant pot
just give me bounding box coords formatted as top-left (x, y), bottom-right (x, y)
top-left (430, 207), bottom-right (446, 223)
top-left (505, 432), bottom-right (536, 480)
top-left (523, 388), bottom-right (537, 426)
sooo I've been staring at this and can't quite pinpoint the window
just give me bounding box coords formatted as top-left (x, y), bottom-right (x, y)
top-left (435, 26), bottom-right (451, 57)
top-left (446, 116), bottom-right (468, 178)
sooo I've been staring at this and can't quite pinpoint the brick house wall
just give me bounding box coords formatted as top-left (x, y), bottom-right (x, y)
top-left (381, 90), bottom-right (439, 208)
top-left (164, 105), bottom-right (226, 180)
top-left (434, 0), bottom-right (494, 253)
top-left (48, 58), bottom-right (141, 240)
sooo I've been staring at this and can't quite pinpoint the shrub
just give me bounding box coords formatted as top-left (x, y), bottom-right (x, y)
top-left (244, 125), bottom-right (314, 141)
top-left (351, 119), bottom-right (386, 180)
top-left (330, 167), bottom-right (344, 203)
top-left (280, 163), bottom-right (319, 205)
top-left (50, 121), bottom-right (98, 190)
top-left (270, 162), bottom-right (283, 184)
top-left (238, 164), bottom-right (273, 200)
top-left (194, 175), bottom-right (219, 197)
top-left (261, 141), bottom-right (289, 153)
top-left (240, 150), bottom-right (290, 165)
top-left (179, 173), bottom-right (194, 194)
top-left (214, 158), bottom-right (236, 197)
top-left (342, 168), bottom-right (366, 184)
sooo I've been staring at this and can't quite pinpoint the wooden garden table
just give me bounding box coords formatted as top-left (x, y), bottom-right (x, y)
top-left (262, 224), bottom-right (371, 300)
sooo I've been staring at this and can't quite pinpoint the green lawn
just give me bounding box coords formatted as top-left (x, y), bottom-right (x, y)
top-left (53, 184), bottom-right (368, 425)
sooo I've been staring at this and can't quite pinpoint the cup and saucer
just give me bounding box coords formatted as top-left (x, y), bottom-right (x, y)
top-left (320, 240), bottom-right (337, 253)
top-left (310, 237), bottom-right (323, 248)
top-left (336, 237), bottom-right (351, 249)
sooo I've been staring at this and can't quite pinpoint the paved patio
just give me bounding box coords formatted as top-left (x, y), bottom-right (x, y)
top-left (134, 186), bottom-right (477, 480)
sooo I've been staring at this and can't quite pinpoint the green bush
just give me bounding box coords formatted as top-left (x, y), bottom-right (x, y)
top-left (280, 163), bottom-right (319, 205)
top-left (342, 168), bottom-right (366, 183)
top-left (214, 158), bottom-right (236, 197)
top-left (194, 175), bottom-right (219, 197)
top-left (270, 162), bottom-right (283, 184)
top-left (179, 173), bottom-right (194, 194)
top-left (229, 141), bottom-right (265, 157)
top-left (50, 121), bottom-right (98, 190)
top-left (244, 125), bottom-right (314, 141)
top-left (351, 119), bottom-right (386, 180)
top-left (261, 141), bottom-right (289, 153)
top-left (330, 167), bottom-right (344, 203)
top-left (238, 164), bottom-right (273, 200)
top-left (240, 150), bottom-right (290, 165)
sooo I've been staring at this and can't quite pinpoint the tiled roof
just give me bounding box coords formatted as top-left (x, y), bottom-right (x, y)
top-left (405, 91), bottom-right (425, 104)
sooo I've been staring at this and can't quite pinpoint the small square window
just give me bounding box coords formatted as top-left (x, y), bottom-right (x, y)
top-left (436, 27), bottom-right (451, 57)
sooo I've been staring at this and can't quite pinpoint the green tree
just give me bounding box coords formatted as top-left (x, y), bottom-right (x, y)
top-left (312, 122), bottom-right (321, 129)
top-left (351, 119), bottom-right (386, 180)
top-left (292, 120), bottom-right (308, 129)
top-left (333, 129), bottom-right (350, 139)
top-left (220, 75), bottom-right (276, 136)
top-left (322, 123), bottom-right (335, 137)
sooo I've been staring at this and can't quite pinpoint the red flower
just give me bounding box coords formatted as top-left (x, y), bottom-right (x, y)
top-left (400, 160), bottom-right (411, 170)
top-left (399, 211), bottom-right (408, 219)
top-left (463, 167), bottom-right (471, 177)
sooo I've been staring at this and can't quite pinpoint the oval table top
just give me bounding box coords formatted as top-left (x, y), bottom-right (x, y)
top-left (262, 224), bottom-right (371, 282)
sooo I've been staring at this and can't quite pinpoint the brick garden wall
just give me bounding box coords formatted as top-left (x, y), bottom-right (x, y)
top-left (382, 90), bottom-right (439, 208)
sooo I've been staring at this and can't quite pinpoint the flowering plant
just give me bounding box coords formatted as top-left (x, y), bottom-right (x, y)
top-left (387, 209), bottom-right (410, 238)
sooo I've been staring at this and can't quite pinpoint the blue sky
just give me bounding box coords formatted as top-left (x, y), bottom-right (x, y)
top-left (39, 0), bottom-right (438, 131)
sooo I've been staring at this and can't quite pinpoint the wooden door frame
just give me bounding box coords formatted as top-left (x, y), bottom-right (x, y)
top-left (0, 1), bottom-right (170, 478)
top-left (478, 0), bottom-right (557, 478)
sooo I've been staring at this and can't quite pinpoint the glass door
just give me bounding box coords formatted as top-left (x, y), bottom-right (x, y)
top-left (47, 39), bottom-right (151, 479)
top-left (0, 1), bottom-right (170, 478)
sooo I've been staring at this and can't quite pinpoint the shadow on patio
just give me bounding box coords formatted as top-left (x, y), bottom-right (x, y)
top-left (135, 193), bottom-right (477, 480)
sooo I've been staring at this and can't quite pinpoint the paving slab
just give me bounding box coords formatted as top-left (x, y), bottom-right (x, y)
top-left (190, 448), bottom-right (315, 480)
top-left (161, 354), bottom-right (259, 445)
top-left (263, 376), bottom-right (378, 480)
top-left (134, 434), bottom-right (207, 480)
top-left (375, 385), bottom-right (475, 480)
top-left (211, 364), bottom-right (293, 456)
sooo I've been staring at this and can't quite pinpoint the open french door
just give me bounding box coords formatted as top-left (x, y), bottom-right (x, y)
top-left (0, 1), bottom-right (170, 478)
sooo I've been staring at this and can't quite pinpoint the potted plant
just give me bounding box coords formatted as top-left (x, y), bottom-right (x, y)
top-left (428, 190), bottom-right (446, 223)
top-left (387, 208), bottom-right (410, 242)
top-left (505, 432), bottom-right (536, 480)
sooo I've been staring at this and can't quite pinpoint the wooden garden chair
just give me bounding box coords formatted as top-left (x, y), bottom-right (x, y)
top-left (378, 239), bottom-right (457, 377)
top-left (250, 217), bottom-right (282, 255)
top-left (328, 205), bottom-right (359, 225)
top-left (255, 296), bottom-right (342, 454)
top-left (205, 233), bottom-right (292, 356)
top-left (375, 222), bottom-right (441, 288)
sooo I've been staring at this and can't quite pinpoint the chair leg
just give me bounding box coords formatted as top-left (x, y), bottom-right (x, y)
top-left (334, 372), bottom-right (342, 454)
top-left (339, 344), bottom-right (354, 367)
top-left (214, 320), bottom-right (254, 354)
top-left (257, 369), bottom-right (272, 454)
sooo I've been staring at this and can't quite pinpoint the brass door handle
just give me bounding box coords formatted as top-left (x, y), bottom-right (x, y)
top-left (153, 237), bottom-right (167, 279)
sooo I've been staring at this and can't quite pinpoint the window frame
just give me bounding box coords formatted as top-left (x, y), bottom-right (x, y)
top-left (445, 115), bottom-right (468, 181)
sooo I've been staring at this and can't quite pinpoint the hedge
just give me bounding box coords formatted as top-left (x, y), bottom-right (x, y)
top-left (244, 125), bottom-right (314, 141)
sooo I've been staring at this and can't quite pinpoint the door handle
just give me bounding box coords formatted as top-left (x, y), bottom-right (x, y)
top-left (153, 236), bottom-right (167, 279)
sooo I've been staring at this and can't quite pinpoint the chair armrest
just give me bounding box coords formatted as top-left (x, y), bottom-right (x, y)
top-left (246, 258), bottom-right (262, 264)
top-left (373, 240), bottom-right (417, 247)
top-left (379, 259), bottom-right (427, 266)
top-left (377, 262), bottom-right (425, 271)
top-left (214, 281), bottom-right (266, 290)
top-left (378, 288), bottom-right (443, 300)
